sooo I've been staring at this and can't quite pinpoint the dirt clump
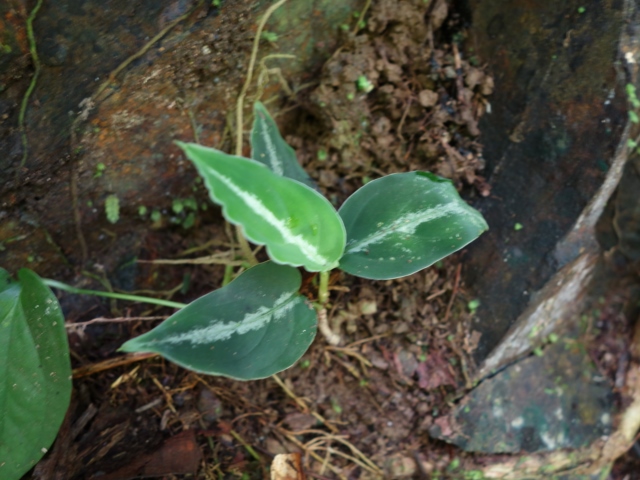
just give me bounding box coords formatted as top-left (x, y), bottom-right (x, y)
top-left (293, 0), bottom-right (494, 206)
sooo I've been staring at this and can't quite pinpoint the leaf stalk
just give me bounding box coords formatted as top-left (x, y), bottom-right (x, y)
top-left (318, 270), bottom-right (330, 306)
top-left (43, 279), bottom-right (187, 309)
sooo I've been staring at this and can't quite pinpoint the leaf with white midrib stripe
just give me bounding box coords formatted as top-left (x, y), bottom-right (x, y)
top-left (177, 141), bottom-right (345, 272)
top-left (119, 262), bottom-right (317, 380)
top-left (338, 172), bottom-right (488, 280)
top-left (251, 102), bottom-right (316, 189)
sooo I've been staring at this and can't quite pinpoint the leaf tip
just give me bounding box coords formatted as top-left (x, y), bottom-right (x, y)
top-left (174, 139), bottom-right (190, 152)
top-left (118, 338), bottom-right (143, 353)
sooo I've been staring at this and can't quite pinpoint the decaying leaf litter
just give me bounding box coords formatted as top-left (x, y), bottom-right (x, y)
top-left (39, 0), bottom-right (499, 478)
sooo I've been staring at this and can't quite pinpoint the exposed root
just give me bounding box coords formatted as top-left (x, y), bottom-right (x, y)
top-left (317, 307), bottom-right (342, 346)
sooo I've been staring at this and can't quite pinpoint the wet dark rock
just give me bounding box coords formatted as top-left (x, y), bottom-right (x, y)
top-left (463, 0), bottom-right (628, 360)
top-left (430, 340), bottom-right (613, 453)
top-left (0, 0), bottom-right (364, 283)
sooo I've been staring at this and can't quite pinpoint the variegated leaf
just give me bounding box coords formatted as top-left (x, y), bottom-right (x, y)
top-left (338, 172), bottom-right (488, 280)
top-left (251, 101), bottom-right (316, 189)
top-left (119, 262), bottom-right (317, 380)
top-left (177, 141), bottom-right (345, 272)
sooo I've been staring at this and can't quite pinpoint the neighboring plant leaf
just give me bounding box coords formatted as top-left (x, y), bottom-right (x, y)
top-left (251, 102), bottom-right (316, 189)
top-left (0, 268), bottom-right (72, 480)
top-left (120, 262), bottom-right (317, 380)
top-left (338, 172), bottom-right (488, 280)
top-left (177, 141), bottom-right (345, 272)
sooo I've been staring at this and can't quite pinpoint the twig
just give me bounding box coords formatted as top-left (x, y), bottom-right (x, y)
top-left (135, 397), bottom-right (163, 413)
top-left (276, 429), bottom-right (346, 480)
top-left (72, 352), bottom-right (158, 378)
top-left (325, 345), bottom-right (372, 370)
top-left (235, 0), bottom-right (288, 156)
top-left (187, 108), bottom-right (201, 144)
top-left (230, 430), bottom-right (263, 462)
top-left (452, 43), bottom-right (466, 105)
top-left (94, 0), bottom-right (205, 102)
top-left (177, 239), bottom-right (229, 256)
top-left (65, 315), bottom-right (167, 330)
top-left (352, 0), bottom-right (372, 35)
top-left (426, 288), bottom-right (448, 301)
top-left (271, 374), bottom-right (338, 434)
top-left (151, 377), bottom-right (177, 414)
top-left (137, 254), bottom-right (244, 266)
top-left (232, 0), bottom-right (287, 266)
top-left (326, 352), bottom-right (362, 380)
top-left (306, 445), bottom-right (378, 477)
top-left (344, 332), bottom-right (391, 349)
top-left (255, 53), bottom-right (297, 100)
top-left (235, 227), bottom-right (258, 266)
top-left (397, 97), bottom-right (413, 139)
top-left (302, 431), bottom-right (382, 476)
top-left (443, 263), bottom-right (462, 323)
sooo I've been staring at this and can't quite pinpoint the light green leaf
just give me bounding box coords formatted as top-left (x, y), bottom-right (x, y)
top-left (177, 141), bottom-right (345, 272)
top-left (120, 262), bottom-right (317, 380)
top-left (338, 172), bottom-right (488, 280)
top-left (0, 268), bottom-right (72, 480)
top-left (251, 102), bottom-right (316, 189)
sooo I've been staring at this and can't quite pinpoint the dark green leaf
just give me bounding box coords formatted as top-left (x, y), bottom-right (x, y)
top-left (251, 102), bottom-right (316, 189)
top-left (0, 268), bottom-right (72, 479)
top-left (338, 172), bottom-right (488, 279)
top-left (119, 262), bottom-right (317, 380)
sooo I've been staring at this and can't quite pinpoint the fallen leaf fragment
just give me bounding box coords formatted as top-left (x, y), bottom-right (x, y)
top-left (93, 429), bottom-right (201, 480)
top-left (271, 453), bottom-right (305, 480)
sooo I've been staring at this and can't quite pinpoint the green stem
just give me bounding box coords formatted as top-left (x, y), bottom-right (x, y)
top-left (235, 225), bottom-right (258, 266)
top-left (222, 264), bottom-right (234, 286)
top-left (43, 279), bottom-right (187, 309)
top-left (318, 270), bottom-right (330, 306)
top-left (19, 0), bottom-right (44, 169)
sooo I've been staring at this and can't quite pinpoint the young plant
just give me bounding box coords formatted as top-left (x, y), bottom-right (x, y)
top-left (0, 102), bottom-right (487, 477)
top-left (119, 101), bottom-right (489, 379)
